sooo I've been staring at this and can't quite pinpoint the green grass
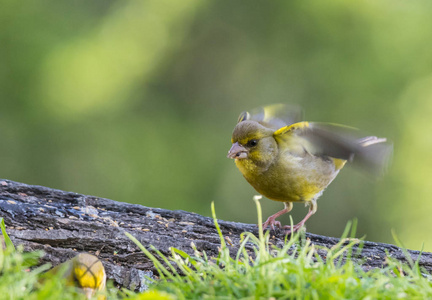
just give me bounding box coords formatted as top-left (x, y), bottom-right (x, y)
top-left (2, 198), bottom-right (432, 299)
top-left (0, 218), bottom-right (83, 300)
top-left (126, 200), bottom-right (432, 299)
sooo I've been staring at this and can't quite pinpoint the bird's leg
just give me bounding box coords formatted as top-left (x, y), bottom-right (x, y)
top-left (262, 202), bottom-right (293, 231)
top-left (284, 199), bottom-right (317, 235)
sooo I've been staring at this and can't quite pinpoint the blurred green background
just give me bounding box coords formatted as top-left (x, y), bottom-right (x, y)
top-left (2, 0), bottom-right (432, 250)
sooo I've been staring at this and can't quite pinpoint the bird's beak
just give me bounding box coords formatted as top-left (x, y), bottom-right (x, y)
top-left (227, 142), bottom-right (248, 159)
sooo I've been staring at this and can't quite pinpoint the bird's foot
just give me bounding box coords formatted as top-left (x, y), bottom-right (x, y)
top-left (262, 217), bottom-right (282, 231)
top-left (282, 223), bottom-right (305, 236)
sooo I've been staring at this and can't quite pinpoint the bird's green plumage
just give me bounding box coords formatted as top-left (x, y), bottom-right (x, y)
top-left (228, 104), bottom-right (391, 233)
top-left (232, 120), bottom-right (343, 202)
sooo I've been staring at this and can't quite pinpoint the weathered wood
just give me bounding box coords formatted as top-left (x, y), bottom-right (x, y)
top-left (0, 179), bottom-right (431, 291)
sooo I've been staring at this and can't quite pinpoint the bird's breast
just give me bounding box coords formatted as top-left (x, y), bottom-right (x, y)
top-left (236, 153), bottom-right (343, 203)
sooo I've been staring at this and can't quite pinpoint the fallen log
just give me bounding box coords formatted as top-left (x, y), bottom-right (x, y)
top-left (0, 179), bottom-right (430, 291)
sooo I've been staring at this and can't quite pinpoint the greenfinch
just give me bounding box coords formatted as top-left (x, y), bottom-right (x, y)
top-left (227, 104), bottom-right (392, 234)
top-left (48, 253), bottom-right (106, 299)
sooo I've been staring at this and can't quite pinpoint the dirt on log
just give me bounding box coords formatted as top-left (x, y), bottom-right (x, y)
top-left (0, 179), bottom-right (431, 291)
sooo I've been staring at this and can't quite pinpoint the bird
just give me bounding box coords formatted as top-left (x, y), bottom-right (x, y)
top-left (47, 253), bottom-right (106, 299)
top-left (227, 104), bottom-right (392, 234)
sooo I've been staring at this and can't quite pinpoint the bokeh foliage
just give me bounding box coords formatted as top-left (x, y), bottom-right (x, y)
top-left (1, 0), bottom-right (432, 250)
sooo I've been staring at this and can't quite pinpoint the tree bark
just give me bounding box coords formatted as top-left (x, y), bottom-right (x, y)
top-left (0, 179), bottom-right (430, 291)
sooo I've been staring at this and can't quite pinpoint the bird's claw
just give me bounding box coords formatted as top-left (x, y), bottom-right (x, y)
top-left (262, 218), bottom-right (282, 231)
top-left (282, 223), bottom-right (305, 236)
top-left (271, 221), bottom-right (282, 230)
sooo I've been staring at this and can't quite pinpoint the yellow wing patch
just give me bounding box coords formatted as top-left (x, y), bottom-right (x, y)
top-left (272, 122), bottom-right (311, 156)
top-left (274, 122), bottom-right (310, 136)
top-left (273, 122), bottom-right (348, 171)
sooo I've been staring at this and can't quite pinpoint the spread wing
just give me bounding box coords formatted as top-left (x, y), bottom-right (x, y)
top-left (274, 122), bottom-right (393, 175)
top-left (237, 104), bottom-right (303, 130)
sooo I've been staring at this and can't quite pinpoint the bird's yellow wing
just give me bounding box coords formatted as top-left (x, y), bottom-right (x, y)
top-left (274, 122), bottom-right (392, 174)
top-left (237, 104), bottom-right (303, 130)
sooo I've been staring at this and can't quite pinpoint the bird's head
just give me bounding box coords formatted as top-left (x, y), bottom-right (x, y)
top-left (228, 120), bottom-right (277, 169)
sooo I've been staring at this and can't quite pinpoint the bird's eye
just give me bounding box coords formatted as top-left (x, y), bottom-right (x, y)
top-left (247, 139), bottom-right (258, 147)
